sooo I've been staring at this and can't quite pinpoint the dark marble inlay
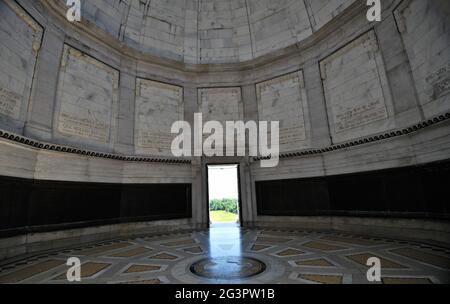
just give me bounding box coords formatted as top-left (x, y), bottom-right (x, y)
top-left (190, 256), bottom-right (266, 280)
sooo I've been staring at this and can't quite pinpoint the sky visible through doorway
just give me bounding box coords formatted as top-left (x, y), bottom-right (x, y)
top-left (208, 165), bottom-right (239, 200)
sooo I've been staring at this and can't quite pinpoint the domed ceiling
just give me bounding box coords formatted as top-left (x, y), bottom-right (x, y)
top-left (54, 0), bottom-right (355, 64)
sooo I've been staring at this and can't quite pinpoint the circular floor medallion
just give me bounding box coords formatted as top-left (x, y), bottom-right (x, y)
top-left (190, 256), bottom-right (266, 280)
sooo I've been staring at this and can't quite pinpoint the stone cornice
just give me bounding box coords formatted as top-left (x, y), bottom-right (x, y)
top-left (1, 113), bottom-right (449, 165)
top-left (0, 129), bottom-right (191, 165)
top-left (253, 113), bottom-right (450, 162)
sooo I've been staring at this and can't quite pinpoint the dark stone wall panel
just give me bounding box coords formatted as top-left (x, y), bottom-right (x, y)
top-left (120, 184), bottom-right (192, 221)
top-left (256, 160), bottom-right (450, 218)
top-left (0, 177), bottom-right (31, 230)
top-left (0, 177), bottom-right (192, 237)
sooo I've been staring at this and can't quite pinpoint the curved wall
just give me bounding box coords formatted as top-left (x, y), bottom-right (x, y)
top-left (0, 0), bottom-right (449, 259)
top-left (47, 0), bottom-right (356, 64)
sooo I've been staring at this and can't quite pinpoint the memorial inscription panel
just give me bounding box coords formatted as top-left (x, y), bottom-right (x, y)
top-left (135, 79), bottom-right (183, 156)
top-left (56, 45), bottom-right (119, 143)
top-left (394, 0), bottom-right (450, 117)
top-left (198, 87), bottom-right (243, 154)
top-left (256, 71), bottom-right (310, 152)
top-left (0, 0), bottom-right (42, 122)
top-left (320, 30), bottom-right (390, 141)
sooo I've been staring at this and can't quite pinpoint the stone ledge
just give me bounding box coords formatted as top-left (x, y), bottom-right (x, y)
top-left (250, 216), bottom-right (450, 247)
top-left (254, 112), bottom-right (450, 161)
top-left (0, 129), bottom-right (191, 165)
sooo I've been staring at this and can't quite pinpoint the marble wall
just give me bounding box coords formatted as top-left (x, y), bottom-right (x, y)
top-left (198, 87), bottom-right (243, 121)
top-left (305, 0), bottom-right (355, 31)
top-left (394, 0), bottom-right (450, 118)
top-left (198, 87), bottom-right (243, 154)
top-left (0, 0), bottom-right (448, 179)
top-left (247, 0), bottom-right (312, 58)
top-left (55, 45), bottom-right (119, 147)
top-left (256, 71), bottom-right (310, 152)
top-left (135, 79), bottom-right (183, 156)
top-left (0, 0), bottom-right (449, 248)
top-left (198, 0), bottom-right (252, 63)
top-left (53, 0), bottom-right (358, 64)
top-left (0, 0), bottom-right (42, 132)
top-left (320, 30), bottom-right (395, 142)
top-left (123, 0), bottom-right (187, 62)
top-left (0, 0), bottom-right (448, 181)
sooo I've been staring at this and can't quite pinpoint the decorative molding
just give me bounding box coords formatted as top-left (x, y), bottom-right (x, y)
top-left (253, 112), bottom-right (450, 161)
top-left (1, 113), bottom-right (449, 165)
top-left (0, 129), bottom-right (191, 165)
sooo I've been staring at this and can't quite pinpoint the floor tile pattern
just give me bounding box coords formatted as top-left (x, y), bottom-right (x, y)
top-left (0, 226), bottom-right (449, 284)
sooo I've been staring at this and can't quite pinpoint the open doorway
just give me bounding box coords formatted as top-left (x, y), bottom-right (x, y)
top-left (207, 164), bottom-right (241, 227)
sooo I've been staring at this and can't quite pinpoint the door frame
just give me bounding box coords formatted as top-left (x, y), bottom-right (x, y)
top-left (205, 163), bottom-right (243, 227)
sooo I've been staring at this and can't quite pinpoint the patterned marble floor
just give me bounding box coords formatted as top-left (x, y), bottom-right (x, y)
top-left (0, 224), bottom-right (449, 284)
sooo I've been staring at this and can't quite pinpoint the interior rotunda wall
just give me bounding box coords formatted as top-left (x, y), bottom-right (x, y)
top-left (0, 0), bottom-right (449, 261)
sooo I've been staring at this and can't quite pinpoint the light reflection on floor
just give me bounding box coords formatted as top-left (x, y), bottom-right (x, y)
top-left (208, 223), bottom-right (242, 258)
top-left (0, 225), bottom-right (449, 284)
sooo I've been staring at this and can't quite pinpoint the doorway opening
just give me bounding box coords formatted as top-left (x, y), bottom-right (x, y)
top-left (207, 164), bottom-right (241, 227)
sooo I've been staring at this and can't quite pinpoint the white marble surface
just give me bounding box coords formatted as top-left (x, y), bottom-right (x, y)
top-left (320, 30), bottom-right (395, 143)
top-left (0, 0), bottom-right (449, 260)
top-left (55, 45), bottom-right (119, 145)
top-left (256, 70), bottom-right (311, 152)
top-left (50, 0), bottom-right (357, 64)
top-left (135, 78), bottom-right (183, 156)
top-left (0, 0), bottom-right (42, 128)
top-left (198, 87), bottom-right (244, 155)
top-left (394, 0), bottom-right (450, 118)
